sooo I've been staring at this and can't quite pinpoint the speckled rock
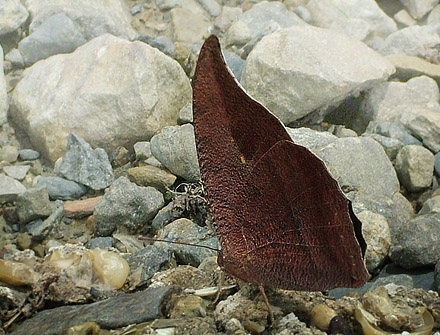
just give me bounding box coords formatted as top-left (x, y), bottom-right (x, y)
top-left (3, 165), bottom-right (30, 180)
top-left (16, 186), bottom-right (53, 224)
top-left (0, 173), bottom-right (26, 203)
top-left (419, 196), bottom-right (440, 214)
top-left (150, 124), bottom-right (200, 182)
top-left (364, 133), bottom-right (403, 161)
top-left (93, 177), bottom-right (164, 236)
top-left (368, 120), bottom-right (422, 147)
top-left (241, 26), bottom-right (395, 124)
top-left (357, 210), bottom-right (391, 272)
top-left (390, 213), bottom-right (440, 269)
top-left (395, 145), bottom-right (435, 192)
top-left (35, 176), bottom-right (87, 200)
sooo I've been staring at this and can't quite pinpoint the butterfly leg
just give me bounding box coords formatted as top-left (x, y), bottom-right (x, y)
top-left (258, 285), bottom-right (274, 324)
top-left (212, 270), bottom-right (224, 304)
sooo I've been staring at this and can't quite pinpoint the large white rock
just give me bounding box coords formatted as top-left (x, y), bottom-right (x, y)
top-left (306, 0), bottom-right (397, 46)
top-left (0, 45), bottom-right (7, 125)
top-left (0, 0), bottom-right (29, 52)
top-left (400, 0), bottom-right (439, 20)
top-left (9, 34), bottom-right (192, 163)
top-left (241, 26), bottom-right (395, 125)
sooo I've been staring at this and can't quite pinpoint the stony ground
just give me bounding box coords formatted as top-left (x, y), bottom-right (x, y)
top-left (1, 0), bottom-right (440, 334)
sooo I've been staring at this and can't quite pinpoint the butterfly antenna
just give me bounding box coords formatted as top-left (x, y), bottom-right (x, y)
top-left (138, 235), bottom-right (219, 252)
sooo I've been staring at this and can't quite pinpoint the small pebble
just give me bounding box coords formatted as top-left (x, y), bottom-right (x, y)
top-left (16, 233), bottom-right (32, 250)
top-left (0, 145), bottom-right (19, 163)
top-left (310, 304), bottom-right (337, 331)
top-left (3, 165), bottom-right (30, 180)
top-left (18, 149), bottom-right (40, 161)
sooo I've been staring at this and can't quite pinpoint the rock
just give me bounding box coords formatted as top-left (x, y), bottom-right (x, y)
top-left (386, 54), bottom-right (440, 85)
top-left (0, 173), bottom-right (26, 203)
top-left (151, 264), bottom-right (214, 289)
top-left (196, 0), bottom-right (221, 16)
top-left (9, 34), bottom-right (192, 163)
top-left (399, 0), bottom-right (439, 20)
top-left (395, 145), bottom-right (435, 192)
top-left (63, 196), bottom-right (102, 219)
top-left (0, 44), bottom-right (7, 125)
top-left (88, 237), bottom-right (113, 249)
top-left (16, 187), bottom-right (53, 224)
top-left (58, 133), bottom-right (114, 191)
top-left (435, 152), bottom-right (440, 176)
top-left (169, 295), bottom-right (208, 318)
top-left (295, 6), bottom-right (312, 23)
top-left (223, 50), bottom-right (245, 82)
top-left (419, 195), bottom-right (440, 214)
top-left (435, 260), bottom-right (440, 292)
top-left (9, 286), bottom-right (179, 335)
top-left (390, 213), bottom-right (440, 269)
top-left (150, 201), bottom-right (174, 235)
top-left (170, 8), bottom-right (211, 45)
top-left (23, 0), bottom-right (135, 42)
top-left (35, 176), bottom-right (88, 200)
top-left (18, 149), bottom-right (40, 161)
top-left (316, 137), bottom-right (400, 199)
top-left (0, 0), bottom-right (29, 53)
top-left (18, 13), bottom-right (87, 66)
top-left (3, 165), bottom-right (30, 180)
top-left (333, 126), bottom-right (357, 138)
top-left (393, 9), bottom-right (417, 27)
top-left (369, 120), bottom-right (422, 147)
top-left (0, 145), bottom-right (19, 163)
top-left (159, 218), bottom-right (217, 267)
top-left (124, 245), bottom-right (171, 288)
top-left (214, 6), bottom-right (242, 32)
top-left (306, 0), bottom-right (397, 46)
top-left (133, 141), bottom-right (152, 161)
top-left (287, 127), bottom-right (338, 151)
top-left (26, 205), bottom-right (63, 240)
top-left (225, 20), bottom-right (252, 47)
top-left (399, 108), bottom-right (440, 153)
top-left (126, 165), bottom-right (177, 192)
top-left (16, 233), bottom-right (31, 250)
top-left (361, 76), bottom-right (440, 124)
top-left (150, 124), bottom-right (200, 182)
top-left (310, 304), bottom-right (337, 332)
top-left (363, 133), bottom-right (403, 161)
top-left (93, 177), bottom-right (164, 236)
top-left (177, 102), bottom-right (193, 125)
top-left (428, 4), bottom-right (440, 24)
top-left (241, 26), bottom-right (395, 125)
top-left (379, 25), bottom-right (440, 56)
top-left (110, 146), bottom-right (131, 168)
top-left (357, 211), bottom-right (391, 272)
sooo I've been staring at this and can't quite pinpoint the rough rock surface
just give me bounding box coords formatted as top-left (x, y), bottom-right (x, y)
top-left (241, 26), bottom-right (395, 125)
top-left (9, 34), bottom-right (192, 163)
top-left (0, 45), bottom-right (8, 125)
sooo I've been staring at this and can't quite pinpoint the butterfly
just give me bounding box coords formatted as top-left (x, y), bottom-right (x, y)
top-left (192, 35), bottom-right (368, 319)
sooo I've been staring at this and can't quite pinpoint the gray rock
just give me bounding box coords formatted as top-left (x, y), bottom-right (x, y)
top-left (0, 44), bottom-right (7, 125)
top-left (395, 145), bottom-right (435, 192)
top-left (26, 206), bottom-right (63, 240)
top-left (3, 165), bottom-right (30, 180)
top-left (369, 120), bottom-right (422, 146)
top-left (419, 195), bottom-right (440, 214)
top-left (0, 145), bottom-right (19, 163)
top-left (196, 0), bottom-right (221, 16)
top-left (362, 76), bottom-right (440, 124)
top-left (400, 0), bottom-right (439, 20)
top-left (225, 20), bottom-right (252, 47)
top-left (379, 25), bottom-right (440, 56)
top-left (435, 152), bottom-right (440, 176)
top-left (150, 202), bottom-right (174, 235)
top-left (16, 186), bottom-right (53, 224)
top-left (435, 260), bottom-right (440, 293)
top-left (133, 141), bottom-right (152, 161)
top-left (287, 127), bottom-right (338, 151)
top-left (160, 218), bottom-right (218, 267)
top-left (306, 0), bottom-right (397, 47)
top-left (18, 13), bottom-right (86, 66)
top-left (0, 0), bottom-right (29, 53)
top-left (93, 177), bottom-right (164, 236)
top-left (9, 34), bottom-right (192, 163)
top-left (241, 26), bottom-right (395, 125)
top-left (24, 0), bottom-right (136, 42)
top-left (357, 211), bottom-right (391, 272)
top-left (0, 173), bottom-right (26, 203)
top-left (177, 103), bottom-right (193, 125)
top-left (393, 9), bottom-right (417, 27)
top-left (58, 133), bottom-right (114, 191)
top-left (34, 176), bottom-right (87, 200)
top-left (333, 126), bottom-right (357, 138)
top-left (390, 213), bottom-right (440, 269)
top-left (88, 237), bottom-right (113, 249)
top-left (126, 165), bottom-right (177, 192)
top-left (136, 35), bottom-right (176, 58)
top-left (124, 245), bottom-right (171, 287)
top-left (386, 54), bottom-right (440, 85)
top-left (9, 286), bottom-right (178, 335)
top-left (150, 124), bottom-right (200, 182)
top-left (316, 137), bottom-right (400, 199)
top-left (295, 6), bottom-right (312, 23)
top-left (223, 50), bottom-right (245, 81)
top-left (170, 8), bottom-right (211, 45)
top-left (18, 149), bottom-right (40, 161)
top-left (5, 48), bottom-right (24, 69)
top-left (363, 133), bottom-right (403, 161)
top-left (130, 4), bottom-right (142, 15)
top-left (214, 6), bottom-right (242, 32)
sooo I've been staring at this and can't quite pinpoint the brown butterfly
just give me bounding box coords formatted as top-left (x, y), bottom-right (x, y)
top-left (192, 35), bottom-right (369, 319)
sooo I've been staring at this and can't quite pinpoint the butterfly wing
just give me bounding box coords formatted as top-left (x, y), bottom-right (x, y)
top-left (193, 35), bottom-right (369, 290)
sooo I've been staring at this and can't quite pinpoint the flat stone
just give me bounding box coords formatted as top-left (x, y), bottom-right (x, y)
top-left (150, 124), bottom-right (200, 182)
top-left (3, 165), bottom-right (30, 180)
top-left (26, 206), bottom-right (63, 241)
top-left (88, 237), bottom-right (113, 249)
top-left (126, 165), bottom-right (177, 192)
top-left (93, 177), bottom-right (164, 236)
top-left (63, 196), bottom-right (102, 219)
top-left (363, 133), bottom-right (403, 161)
top-left (0, 145), bottom-right (19, 163)
top-left (18, 149), bottom-right (40, 161)
top-left (419, 195), bottom-right (440, 214)
top-left (395, 145), bottom-right (435, 192)
top-left (58, 133), bottom-right (114, 191)
top-left (390, 213), bottom-right (440, 269)
top-left (10, 286), bottom-right (179, 335)
top-left (177, 102), bottom-right (193, 125)
top-left (16, 186), bottom-right (53, 224)
top-left (35, 176), bottom-right (88, 200)
top-left (393, 9), bottom-right (417, 27)
top-left (369, 120), bottom-right (422, 146)
top-left (0, 173), bottom-right (26, 203)
top-left (241, 26), bottom-right (395, 124)
top-left (386, 54), bottom-right (440, 85)
top-left (287, 127), bottom-right (338, 151)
